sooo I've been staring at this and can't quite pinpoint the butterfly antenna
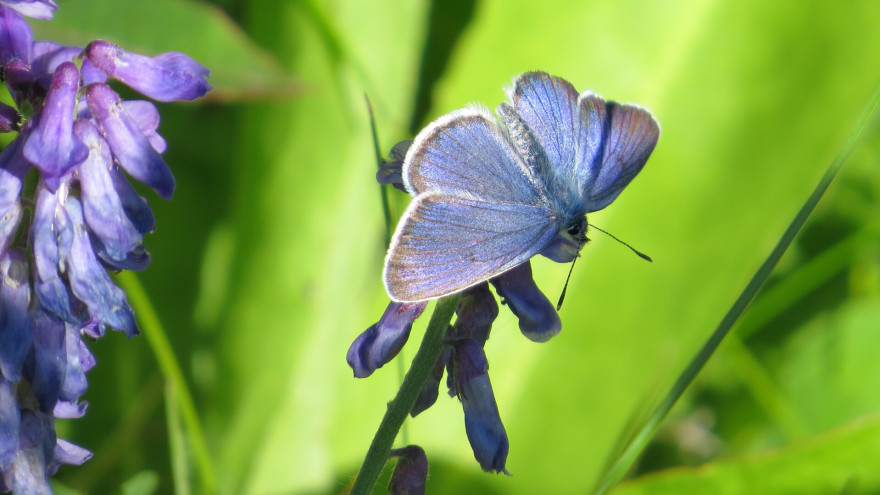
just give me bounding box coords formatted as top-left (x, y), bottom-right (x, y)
top-left (589, 224), bottom-right (653, 262)
top-left (556, 256), bottom-right (578, 311)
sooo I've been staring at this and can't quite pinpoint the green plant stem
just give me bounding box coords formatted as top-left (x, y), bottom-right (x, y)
top-left (115, 271), bottom-right (217, 495)
top-left (350, 294), bottom-right (461, 495)
top-left (592, 82), bottom-right (880, 495)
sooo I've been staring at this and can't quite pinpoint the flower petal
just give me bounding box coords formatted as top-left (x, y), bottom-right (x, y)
top-left (48, 438), bottom-right (91, 474)
top-left (86, 83), bottom-right (175, 199)
top-left (490, 261), bottom-right (561, 342)
top-left (388, 445), bottom-right (428, 495)
top-left (86, 40), bottom-right (211, 102)
top-left (74, 119), bottom-right (146, 262)
top-left (0, 250), bottom-right (33, 382)
top-left (22, 62), bottom-right (88, 181)
top-left (376, 140), bottom-right (412, 192)
top-left (31, 185), bottom-right (78, 323)
top-left (123, 100), bottom-right (166, 153)
top-left (0, 378), bottom-right (20, 469)
top-left (450, 339), bottom-right (510, 474)
top-left (0, 6), bottom-right (31, 64)
top-left (28, 309), bottom-right (66, 412)
top-left (0, 137), bottom-right (25, 255)
top-left (60, 196), bottom-right (138, 336)
top-left (6, 409), bottom-right (54, 494)
top-left (0, 0), bottom-right (57, 20)
top-left (52, 400), bottom-right (87, 419)
top-left (58, 322), bottom-right (89, 402)
top-left (347, 301), bottom-right (426, 378)
top-left (411, 346), bottom-right (451, 417)
top-left (453, 283), bottom-right (498, 345)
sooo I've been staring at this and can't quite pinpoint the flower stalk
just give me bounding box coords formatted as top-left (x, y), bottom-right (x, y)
top-left (349, 294), bottom-right (461, 495)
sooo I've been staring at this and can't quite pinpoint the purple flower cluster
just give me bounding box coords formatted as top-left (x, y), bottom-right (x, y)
top-left (0, 2), bottom-right (210, 492)
top-left (348, 141), bottom-right (562, 481)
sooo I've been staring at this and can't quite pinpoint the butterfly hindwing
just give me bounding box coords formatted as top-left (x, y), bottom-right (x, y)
top-left (580, 101), bottom-right (659, 211)
top-left (507, 71), bottom-right (659, 213)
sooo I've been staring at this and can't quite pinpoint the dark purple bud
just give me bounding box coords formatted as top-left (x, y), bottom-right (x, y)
top-left (491, 261), bottom-right (561, 342)
top-left (1, 1), bottom-right (57, 20)
top-left (0, 6), bottom-right (31, 64)
top-left (85, 40), bottom-right (211, 102)
top-left (0, 250), bottom-right (33, 382)
top-left (376, 140), bottom-right (412, 192)
top-left (453, 283), bottom-right (498, 345)
top-left (86, 83), bottom-right (175, 199)
top-left (411, 346), bottom-right (451, 417)
top-left (0, 102), bottom-right (19, 132)
top-left (450, 339), bottom-right (510, 474)
top-left (31, 185), bottom-right (78, 323)
top-left (347, 301), bottom-right (426, 378)
top-left (23, 62), bottom-right (88, 182)
top-left (388, 445), bottom-right (428, 495)
top-left (60, 196), bottom-right (138, 337)
top-left (0, 378), bottom-right (19, 469)
top-left (74, 119), bottom-right (146, 262)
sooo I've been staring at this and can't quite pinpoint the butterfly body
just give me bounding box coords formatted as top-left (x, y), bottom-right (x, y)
top-left (385, 71), bottom-right (659, 303)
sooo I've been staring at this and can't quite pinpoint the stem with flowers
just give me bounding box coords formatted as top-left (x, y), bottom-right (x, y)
top-left (350, 294), bottom-right (461, 495)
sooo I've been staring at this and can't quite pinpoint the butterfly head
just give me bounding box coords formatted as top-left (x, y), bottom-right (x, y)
top-left (539, 215), bottom-right (588, 263)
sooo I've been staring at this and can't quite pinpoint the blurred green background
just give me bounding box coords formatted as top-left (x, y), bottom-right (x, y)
top-left (29, 0), bottom-right (880, 493)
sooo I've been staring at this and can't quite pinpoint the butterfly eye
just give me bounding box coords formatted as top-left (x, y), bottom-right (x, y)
top-left (567, 225), bottom-right (581, 237)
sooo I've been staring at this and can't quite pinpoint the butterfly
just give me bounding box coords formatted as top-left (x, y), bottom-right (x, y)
top-left (384, 71), bottom-right (659, 303)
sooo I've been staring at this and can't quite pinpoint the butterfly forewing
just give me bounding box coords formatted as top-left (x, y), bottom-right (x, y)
top-left (404, 107), bottom-right (543, 201)
top-left (384, 193), bottom-right (557, 302)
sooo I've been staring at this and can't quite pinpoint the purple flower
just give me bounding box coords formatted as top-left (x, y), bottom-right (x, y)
top-left (86, 40), bottom-right (212, 102)
top-left (388, 445), bottom-right (428, 495)
top-left (491, 261), bottom-right (561, 342)
top-left (376, 140), bottom-right (412, 192)
top-left (0, 1), bottom-right (56, 20)
top-left (449, 339), bottom-right (510, 474)
top-left (0, 3), bottom-right (209, 489)
top-left (347, 301), bottom-right (427, 378)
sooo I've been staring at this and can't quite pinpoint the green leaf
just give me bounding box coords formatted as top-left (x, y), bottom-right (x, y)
top-left (611, 413), bottom-right (880, 495)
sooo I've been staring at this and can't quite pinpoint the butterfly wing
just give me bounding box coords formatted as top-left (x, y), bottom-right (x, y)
top-left (385, 107), bottom-right (558, 302)
top-left (384, 193), bottom-right (557, 302)
top-left (507, 71), bottom-right (659, 213)
top-left (578, 97), bottom-right (659, 211)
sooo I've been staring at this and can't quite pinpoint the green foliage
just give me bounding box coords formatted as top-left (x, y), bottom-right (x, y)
top-left (45, 0), bottom-right (880, 494)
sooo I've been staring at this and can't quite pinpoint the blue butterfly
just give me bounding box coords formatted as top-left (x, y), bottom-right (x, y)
top-left (384, 71), bottom-right (659, 302)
